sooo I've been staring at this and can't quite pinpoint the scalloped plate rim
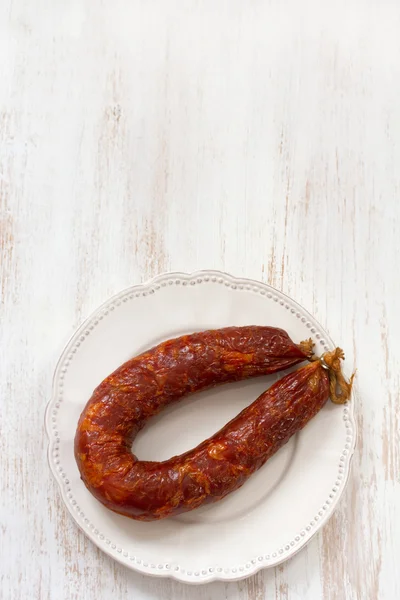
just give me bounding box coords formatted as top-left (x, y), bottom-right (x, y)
top-left (45, 269), bottom-right (357, 584)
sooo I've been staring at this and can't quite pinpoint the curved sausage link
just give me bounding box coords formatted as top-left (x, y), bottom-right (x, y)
top-left (75, 326), bottom-right (316, 520)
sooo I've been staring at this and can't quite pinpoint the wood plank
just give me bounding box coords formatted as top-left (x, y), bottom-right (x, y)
top-left (1, 1), bottom-right (399, 598)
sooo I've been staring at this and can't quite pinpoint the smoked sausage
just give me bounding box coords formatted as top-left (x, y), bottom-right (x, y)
top-left (74, 327), bottom-right (350, 520)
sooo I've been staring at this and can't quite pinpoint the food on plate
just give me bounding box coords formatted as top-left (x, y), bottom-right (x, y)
top-left (75, 327), bottom-right (352, 520)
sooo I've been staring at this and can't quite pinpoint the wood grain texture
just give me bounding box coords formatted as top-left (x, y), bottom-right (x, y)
top-left (1, 0), bottom-right (399, 598)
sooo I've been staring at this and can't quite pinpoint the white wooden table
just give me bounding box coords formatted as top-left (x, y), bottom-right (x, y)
top-left (1, 1), bottom-right (399, 598)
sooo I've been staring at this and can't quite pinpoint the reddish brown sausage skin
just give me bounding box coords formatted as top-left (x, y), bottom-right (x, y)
top-left (74, 326), bottom-right (317, 520)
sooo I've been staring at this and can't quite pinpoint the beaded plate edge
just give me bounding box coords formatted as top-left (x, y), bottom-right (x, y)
top-left (45, 270), bottom-right (357, 584)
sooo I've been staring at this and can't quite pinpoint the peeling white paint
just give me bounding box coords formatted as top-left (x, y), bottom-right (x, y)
top-left (1, 1), bottom-right (399, 599)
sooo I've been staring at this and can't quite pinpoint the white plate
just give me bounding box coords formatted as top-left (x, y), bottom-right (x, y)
top-left (45, 270), bottom-right (356, 584)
